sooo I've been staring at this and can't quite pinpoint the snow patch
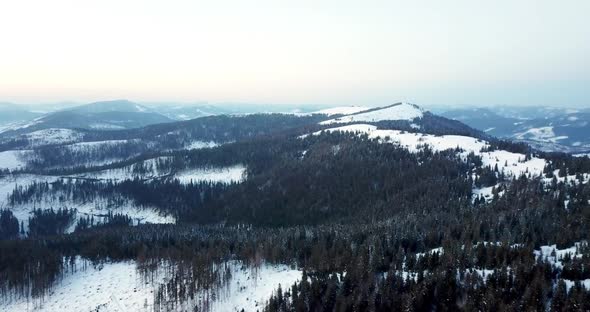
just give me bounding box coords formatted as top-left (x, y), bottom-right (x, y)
top-left (534, 242), bottom-right (587, 269)
top-left (174, 165), bottom-right (246, 184)
top-left (185, 141), bottom-right (219, 150)
top-left (563, 279), bottom-right (590, 292)
top-left (88, 123), bottom-right (126, 130)
top-left (472, 184), bottom-right (502, 202)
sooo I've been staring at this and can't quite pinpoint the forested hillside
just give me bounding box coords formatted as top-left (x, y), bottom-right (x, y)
top-left (1, 105), bottom-right (589, 311)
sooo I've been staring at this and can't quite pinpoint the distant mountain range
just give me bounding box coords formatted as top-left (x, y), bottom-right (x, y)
top-left (440, 106), bottom-right (590, 153)
top-left (0, 100), bottom-right (173, 135)
top-left (0, 100), bottom-right (326, 136)
top-left (1, 100), bottom-right (588, 154)
top-left (0, 103), bottom-right (43, 131)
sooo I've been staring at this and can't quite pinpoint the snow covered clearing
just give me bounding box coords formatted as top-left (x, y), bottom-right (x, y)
top-left (309, 124), bottom-right (548, 177)
top-left (185, 140), bottom-right (219, 150)
top-left (0, 174), bottom-right (57, 206)
top-left (16, 194), bottom-right (174, 234)
top-left (0, 174), bottom-right (60, 225)
top-left (70, 157), bottom-right (175, 181)
top-left (0, 150), bottom-right (28, 171)
top-left (65, 139), bottom-right (130, 149)
top-left (88, 123), bottom-right (126, 130)
top-left (52, 140), bottom-right (141, 167)
top-left (0, 174), bottom-right (175, 233)
top-left (472, 184), bottom-right (505, 203)
top-left (319, 103), bottom-right (423, 125)
top-left (534, 242), bottom-right (587, 270)
top-left (514, 126), bottom-right (568, 143)
top-left (1, 259), bottom-right (167, 312)
top-left (201, 261), bottom-right (301, 312)
top-left (312, 106), bottom-right (370, 116)
top-left (173, 165), bottom-right (246, 184)
top-left (22, 128), bottom-right (83, 146)
top-left (70, 157), bottom-right (246, 185)
top-left (0, 259), bottom-right (301, 312)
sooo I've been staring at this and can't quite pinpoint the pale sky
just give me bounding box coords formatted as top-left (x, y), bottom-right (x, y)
top-left (1, 0), bottom-right (589, 107)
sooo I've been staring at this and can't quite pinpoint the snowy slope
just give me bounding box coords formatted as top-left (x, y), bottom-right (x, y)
top-left (310, 124), bottom-right (548, 177)
top-left (514, 126), bottom-right (568, 143)
top-left (8, 190), bottom-right (175, 233)
top-left (1, 259), bottom-right (301, 312)
top-left (0, 150), bottom-right (28, 171)
top-left (0, 174), bottom-right (174, 233)
top-left (319, 103), bottom-right (423, 125)
top-left (441, 107), bottom-right (590, 153)
top-left (1, 259), bottom-right (168, 312)
top-left (196, 261), bottom-right (301, 312)
top-left (22, 128), bottom-right (84, 146)
top-left (0, 116), bottom-right (44, 133)
top-left (0, 174), bottom-right (59, 225)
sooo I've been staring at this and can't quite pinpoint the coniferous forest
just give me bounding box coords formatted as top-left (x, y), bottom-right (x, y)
top-left (1, 111), bottom-right (590, 311)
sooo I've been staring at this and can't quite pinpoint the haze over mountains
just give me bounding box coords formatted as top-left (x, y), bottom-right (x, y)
top-left (441, 106), bottom-right (590, 153)
top-left (1, 100), bottom-right (588, 154)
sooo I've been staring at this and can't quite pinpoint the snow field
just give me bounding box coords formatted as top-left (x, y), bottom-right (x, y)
top-left (23, 128), bottom-right (84, 146)
top-left (0, 259), bottom-right (301, 312)
top-left (0, 150), bottom-right (28, 171)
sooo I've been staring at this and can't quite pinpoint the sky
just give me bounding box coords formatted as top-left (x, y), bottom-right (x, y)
top-left (1, 0), bottom-right (589, 107)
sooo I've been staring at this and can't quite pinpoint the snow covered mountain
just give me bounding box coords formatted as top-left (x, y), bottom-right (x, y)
top-left (0, 100), bottom-right (173, 137)
top-left (64, 99), bottom-right (154, 114)
top-left (0, 103), bottom-right (43, 133)
top-left (316, 102), bottom-right (486, 139)
top-left (2, 101), bottom-right (590, 311)
top-left (441, 107), bottom-right (590, 153)
top-left (144, 103), bottom-right (238, 120)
